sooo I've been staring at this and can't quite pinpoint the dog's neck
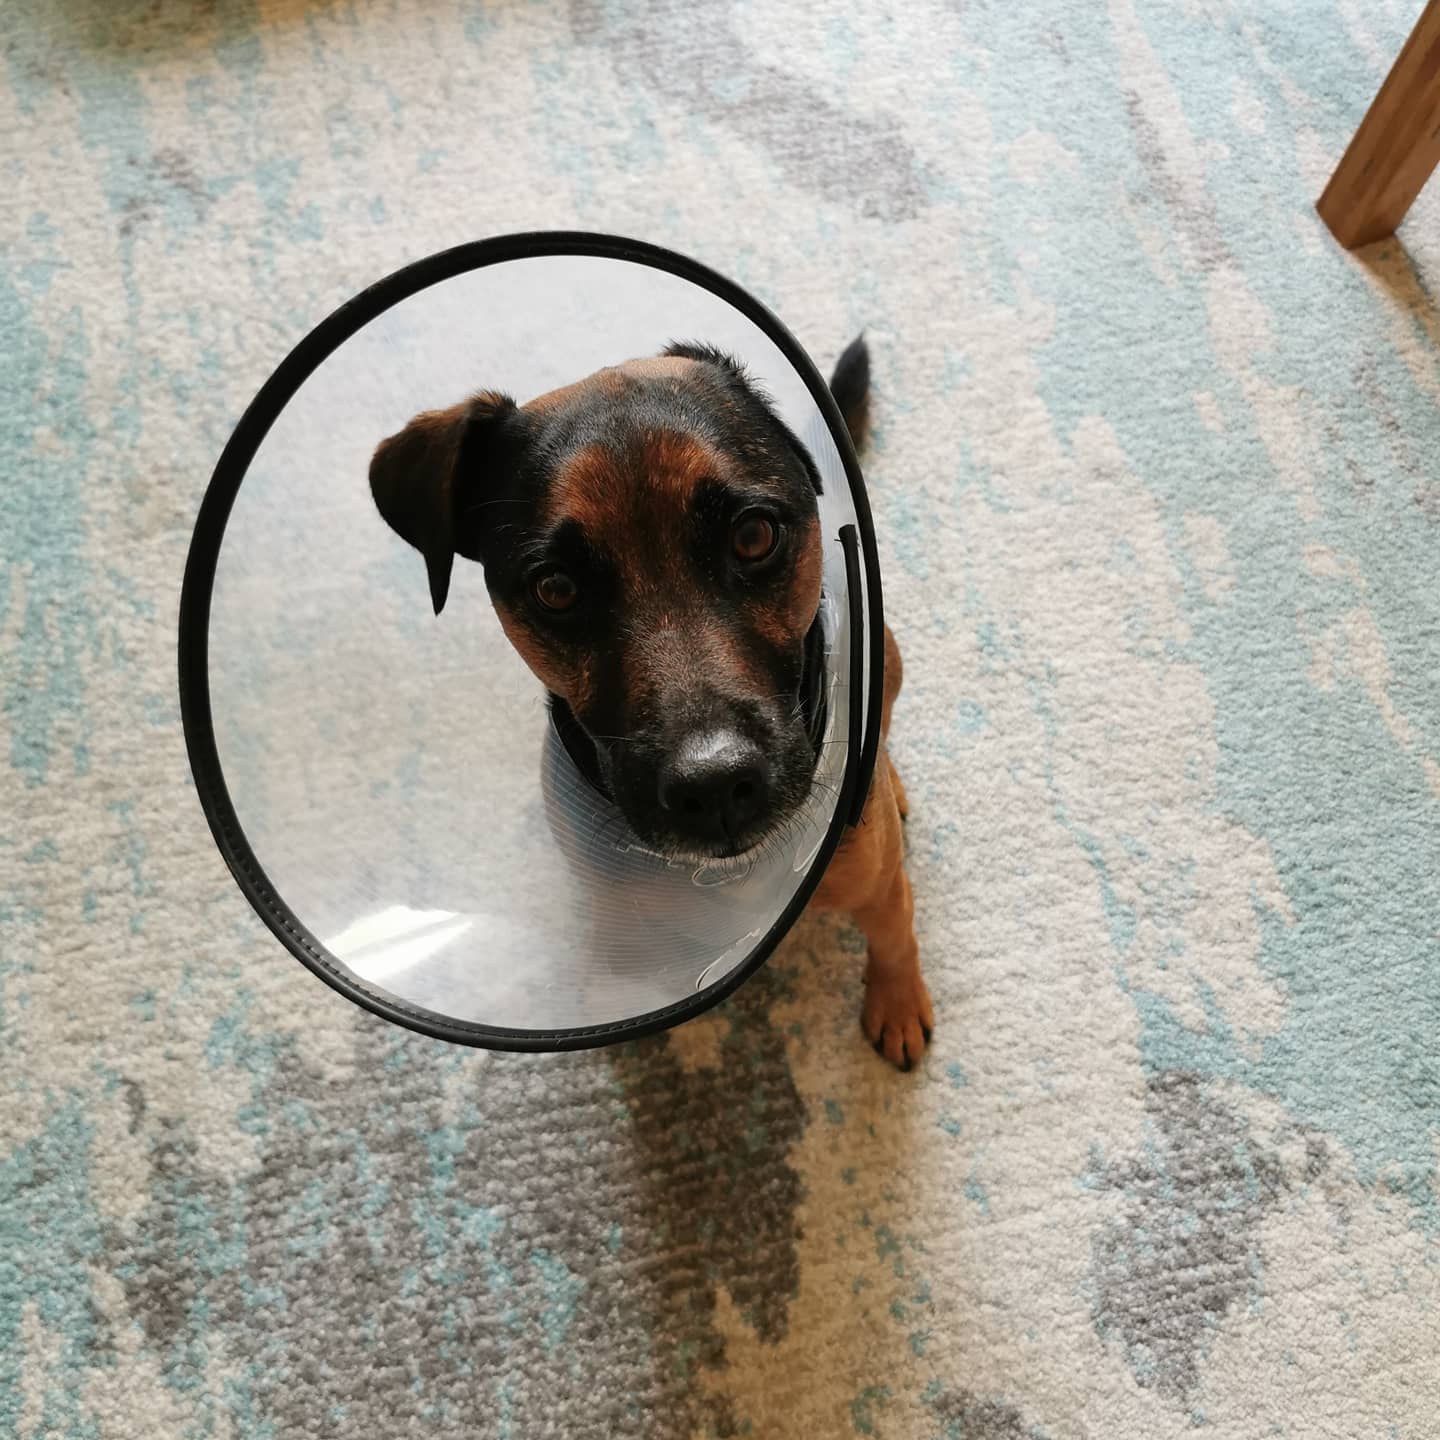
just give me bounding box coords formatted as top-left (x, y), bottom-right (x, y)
top-left (549, 610), bottom-right (829, 802)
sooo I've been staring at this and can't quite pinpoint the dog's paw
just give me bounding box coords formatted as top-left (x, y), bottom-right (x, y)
top-left (861, 968), bottom-right (933, 1071)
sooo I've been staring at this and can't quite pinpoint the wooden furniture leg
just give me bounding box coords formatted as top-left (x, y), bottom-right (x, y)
top-left (1318, 1), bottom-right (1440, 249)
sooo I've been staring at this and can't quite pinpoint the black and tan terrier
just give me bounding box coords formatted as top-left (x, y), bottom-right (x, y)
top-left (369, 338), bottom-right (931, 1068)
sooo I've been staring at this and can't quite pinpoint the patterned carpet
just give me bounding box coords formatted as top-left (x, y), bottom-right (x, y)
top-left (4, 1), bottom-right (1439, 1435)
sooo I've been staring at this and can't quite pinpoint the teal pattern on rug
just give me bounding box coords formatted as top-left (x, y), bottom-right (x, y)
top-left (2, 1), bottom-right (1438, 1435)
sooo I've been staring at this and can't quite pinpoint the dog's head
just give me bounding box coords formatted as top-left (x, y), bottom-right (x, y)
top-left (369, 345), bottom-right (824, 859)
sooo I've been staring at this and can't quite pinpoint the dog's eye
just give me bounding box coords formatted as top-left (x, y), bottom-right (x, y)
top-left (731, 512), bottom-right (778, 563)
top-left (532, 570), bottom-right (579, 613)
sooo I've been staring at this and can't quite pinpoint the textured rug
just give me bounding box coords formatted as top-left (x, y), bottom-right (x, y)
top-left (4, 1), bottom-right (1440, 1435)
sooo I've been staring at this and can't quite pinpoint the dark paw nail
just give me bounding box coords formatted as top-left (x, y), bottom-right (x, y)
top-left (873, 1037), bottom-right (886, 1058)
top-left (921, 1024), bottom-right (932, 1044)
top-left (900, 1055), bottom-right (913, 1073)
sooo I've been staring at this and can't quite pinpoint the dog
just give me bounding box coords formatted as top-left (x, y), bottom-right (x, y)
top-left (368, 338), bottom-right (932, 1067)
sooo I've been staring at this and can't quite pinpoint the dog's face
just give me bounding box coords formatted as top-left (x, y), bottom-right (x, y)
top-left (370, 346), bottom-right (824, 859)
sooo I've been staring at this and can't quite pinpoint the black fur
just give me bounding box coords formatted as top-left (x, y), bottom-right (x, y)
top-left (664, 341), bottom-right (824, 496)
top-left (829, 334), bottom-right (870, 450)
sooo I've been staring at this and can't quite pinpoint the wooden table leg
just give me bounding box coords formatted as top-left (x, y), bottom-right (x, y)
top-left (1318, 1), bottom-right (1440, 249)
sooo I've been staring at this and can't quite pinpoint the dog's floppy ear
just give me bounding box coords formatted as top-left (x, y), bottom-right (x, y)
top-left (369, 390), bottom-right (516, 615)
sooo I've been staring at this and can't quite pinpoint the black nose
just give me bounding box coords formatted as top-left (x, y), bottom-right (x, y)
top-left (658, 729), bottom-right (772, 844)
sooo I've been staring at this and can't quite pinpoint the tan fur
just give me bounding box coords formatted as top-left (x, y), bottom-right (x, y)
top-left (543, 442), bottom-right (636, 542)
top-left (744, 514), bottom-right (822, 650)
top-left (493, 606), bottom-right (592, 711)
top-left (810, 625), bottom-right (931, 1068)
top-left (543, 433), bottom-right (720, 577)
top-left (525, 355), bottom-right (701, 414)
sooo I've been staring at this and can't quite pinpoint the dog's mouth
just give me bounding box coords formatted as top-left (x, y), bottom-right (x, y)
top-left (629, 789), bottom-right (816, 866)
top-left (550, 619), bottom-right (828, 862)
top-left (658, 813), bottom-right (809, 867)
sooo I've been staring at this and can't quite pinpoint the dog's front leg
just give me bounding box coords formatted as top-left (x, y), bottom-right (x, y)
top-left (813, 749), bottom-right (932, 1068)
top-left (853, 771), bottom-right (932, 1070)
top-left (813, 626), bottom-right (932, 1067)
top-left (857, 870), bottom-right (931, 1070)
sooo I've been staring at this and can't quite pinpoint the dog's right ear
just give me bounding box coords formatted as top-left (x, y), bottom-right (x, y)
top-left (369, 390), bottom-right (517, 616)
